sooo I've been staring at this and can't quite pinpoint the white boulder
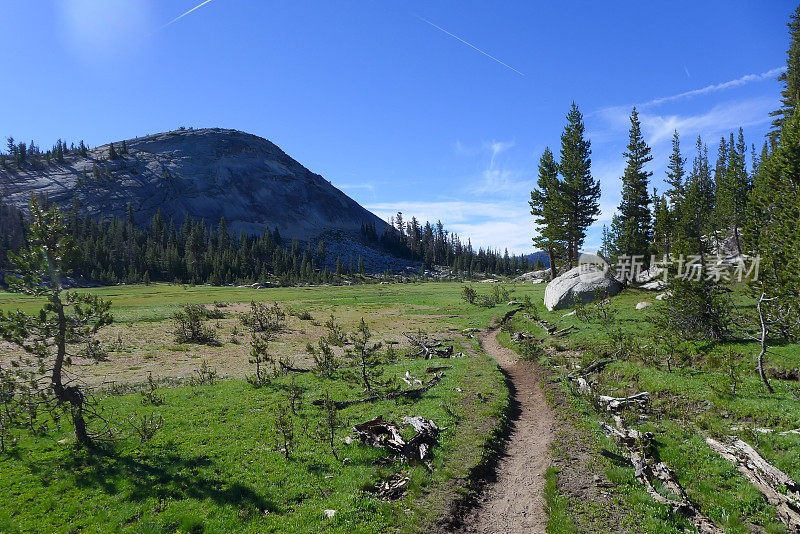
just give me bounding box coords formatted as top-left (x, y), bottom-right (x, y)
top-left (544, 265), bottom-right (623, 311)
top-left (513, 269), bottom-right (551, 282)
top-left (635, 301), bottom-right (653, 310)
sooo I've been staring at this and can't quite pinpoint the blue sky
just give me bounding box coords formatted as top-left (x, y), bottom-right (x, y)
top-left (0, 1), bottom-right (793, 253)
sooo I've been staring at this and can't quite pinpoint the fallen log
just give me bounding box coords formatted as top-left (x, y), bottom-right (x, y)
top-left (311, 372), bottom-right (444, 409)
top-left (377, 472), bottom-right (410, 499)
top-left (597, 392), bottom-right (651, 412)
top-left (706, 437), bottom-right (800, 531)
top-left (279, 361), bottom-right (312, 373)
top-left (353, 415), bottom-right (439, 469)
top-left (601, 421), bottom-right (722, 533)
top-left (553, 325), bottom-right (577, 337)
top-left (568, 359), bottom-right (615, 379)
top-left (501, 306), bottom-right (524, 324)
top-left (403, 332), bottom-right (455, 359)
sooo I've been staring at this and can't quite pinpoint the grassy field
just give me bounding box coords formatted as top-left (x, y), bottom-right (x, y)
top-left (0, 281), bottom-right (527, 534)
top-left (502, 283), bottom-right (799, 533)
top-left (2, 279), bottom-right (798, 533)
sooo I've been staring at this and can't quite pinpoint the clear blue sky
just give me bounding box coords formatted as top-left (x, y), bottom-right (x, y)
top-left (0, 1), bottom-right (793, 253)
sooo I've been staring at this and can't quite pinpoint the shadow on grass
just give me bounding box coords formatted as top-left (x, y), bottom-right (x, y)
top-left (28, 446), bottom-right (279, 513)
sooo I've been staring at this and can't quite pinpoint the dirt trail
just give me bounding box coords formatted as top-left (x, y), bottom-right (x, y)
top-left (458, 328), bottom-right (555, 534)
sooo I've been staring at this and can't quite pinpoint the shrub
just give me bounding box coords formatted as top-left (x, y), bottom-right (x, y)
top-left (519, 337), bottom-right (546, 361)
top-left (462, 286), bottom-right (477, 304)
top-left (308, 337), bottom-right (339, 379)
top-left (241, 301), bottom-right (285, 333)
top-left (173, 305), bottom-right (218, 344)
top-left (247, 332), bottom-right (276, 387)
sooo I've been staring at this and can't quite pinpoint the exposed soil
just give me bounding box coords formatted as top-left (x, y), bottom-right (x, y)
top-left (456, 328), bottom-right (555, 534)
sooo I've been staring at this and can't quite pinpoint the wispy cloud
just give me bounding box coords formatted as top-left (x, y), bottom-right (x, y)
top-left (639, 96), bottom-right (776, 145)
top-left (470, 140), bottom-right (533, 195)
top-left (486, 139), bottom-right (514, 166)
top-left (415, 15), bottom-right (525, 76)
top-left (593, 96), bottom-right (777, 147)
top-left (643, 66), bottom-right (785, 107)
top-left (161, 0), bottom-right (217, 29)
top-left (683, 65), bottom-right (691, 79)
top-left (591, 66), bottom-right (785, 126)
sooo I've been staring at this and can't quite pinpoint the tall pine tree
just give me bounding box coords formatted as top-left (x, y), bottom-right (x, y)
top-left (559, 102), bottom-right (600, 267)
top-left (613, 107), bottom-right (653, 265)
top-left (529, 147), bottom-right (566, 277)
top-left (770, 5), bottom-right (800, 141)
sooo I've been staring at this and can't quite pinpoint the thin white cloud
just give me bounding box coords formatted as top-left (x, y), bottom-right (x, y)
top-left (591, 66), bottom-right (785, 126)
top-left (469, 140), bottom-right (533, 195)
top-left (161, 0), bottom-right (217, 29)
top-left (415, 15), bottom-right (525, 76)
top-left (643, 66), bottom-right (784, 107)
top-left (684, 65), bottom-right (691, 79)
top-left (593, 96), bottom-right (776, 147)
top-left (640, 96), bottom-right (776, 145)
top-left (486, 139), bottom-right (514, 166)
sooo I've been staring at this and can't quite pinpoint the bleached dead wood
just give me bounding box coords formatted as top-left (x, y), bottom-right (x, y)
top-left (353, 415), bottom-right (440, 469)
top-left (377, 472), bottom-right (410, 499)
top-left (597, 392), bottom-right (651, 412)
top-left (311, 372), bottom-right (444, 409)
top-left (706, 437), bottom-right (800, 531)
top-left (601, 421), bottom-right (722, 533)
top-left (568, 359), bottom-right (615, 379)
top-left (403, 332), bottom-right (454, 359)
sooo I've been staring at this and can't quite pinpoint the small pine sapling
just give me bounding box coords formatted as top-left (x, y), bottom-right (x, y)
top-left (308, 337), bottom-right (339, 379)
top-left (344, 318), bottom-right (388, 394)
top-left (316, 390), bottom-right (342, 459)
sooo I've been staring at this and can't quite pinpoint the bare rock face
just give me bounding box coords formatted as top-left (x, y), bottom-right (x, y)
top-left (513, 269), bottom-right (550, 282)
top-left (544, 265), bottom-right (622, 311)
top-left (0, 128), bottom-right (389, 241)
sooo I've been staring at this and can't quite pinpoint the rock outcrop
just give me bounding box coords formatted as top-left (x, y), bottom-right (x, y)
top-left (513, 269), bottom-right (550, 282)
top-left (544, 265), bottom-right (623, 311)
top-left (0, 128), bottom-right (389, 242)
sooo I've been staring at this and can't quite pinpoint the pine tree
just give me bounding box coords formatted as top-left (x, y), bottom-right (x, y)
top-left (344, 318), bottom-right (386, 394)
top-left (529, 147), bottom-right (566, 277)
top-left (613, 108), bottom-right (653, 264)
top-left (0, 198), bottom-right (113, 446)
top-left (665, 130), bottom-right (685, 205)
top-left (770, 5), bottom-right (800, 141)
top-left (559, 102), bottom-right (600, 267)
top-left (651, 192), bottom-right (672, 256)
top-left (108, 142), bottom-right (118, 160)
top-left (715, 129), bottom-right (750, 254)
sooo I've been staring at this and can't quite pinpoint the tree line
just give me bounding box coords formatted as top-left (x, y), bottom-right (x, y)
top-left (0, 198), bottom-right (538, 286)
top-left (530, 5), bottom-right (800, 376)
top-left (361, 217), bottom-right (540, 277)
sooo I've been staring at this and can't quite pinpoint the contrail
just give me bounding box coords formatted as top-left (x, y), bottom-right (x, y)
top-left (161, 0), bottom-right (217, 29)
top-left (416, 15), bottom-right (525, 77)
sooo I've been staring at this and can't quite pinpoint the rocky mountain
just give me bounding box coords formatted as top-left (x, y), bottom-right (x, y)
top-left (0, 128), bottom-right (390, 242)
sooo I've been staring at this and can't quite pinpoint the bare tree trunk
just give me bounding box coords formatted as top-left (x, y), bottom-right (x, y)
top-left (547, 246), bottom-right (557, 279)
top-left (51, 295), bottom-right (92, 447)
top-left (756, 294), bottom-right (775, 394)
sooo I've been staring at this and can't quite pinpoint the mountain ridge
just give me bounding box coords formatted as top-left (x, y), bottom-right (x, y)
top-left (0, 127), bottom-right (389, 242)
